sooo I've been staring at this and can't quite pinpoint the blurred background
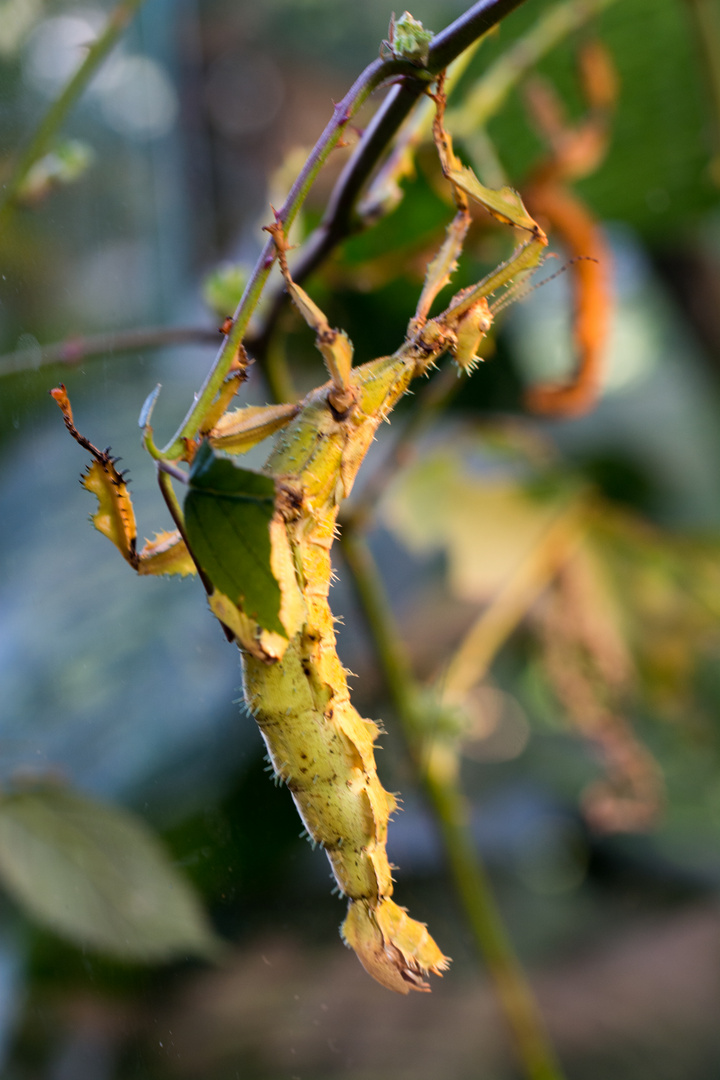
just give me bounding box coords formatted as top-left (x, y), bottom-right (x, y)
top-left (3, 0), bottom-right (720, 1077)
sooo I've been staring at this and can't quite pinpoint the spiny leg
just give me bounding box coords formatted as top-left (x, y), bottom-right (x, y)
top-left (410, 71), bottom-right (549, 373)
top-left (264, 215), bottom-right (356, 415)
top-left (409, 72), bottom-right (472, 332)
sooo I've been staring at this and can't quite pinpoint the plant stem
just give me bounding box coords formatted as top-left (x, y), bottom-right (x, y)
top-left (424, 770), bottom-right (565, 1080)
top-left (162, 55), bottom-right (421, 458)
top-left (254, 45), bottom-right (483, 357)
top-left (340, 527), bottom-right (418, 720)
top-left (156, 465), bottom-right (220, 609)
top-left (339, 526), bottom-right (566, 1080)
top-left (265, 0), bottom-right (619, 328)
top-left (0, 326), bottom-right (219, 379)
top-left (428, 0), bottom-right (534, 73)
top-left (259, 0), bottom-right (533, 314)
top-left (157, 460), bottom-right (188, 486)
top-left (0, 0), bottom-right (148, 233)
top-left (163, 0), bottom-right (534, 458)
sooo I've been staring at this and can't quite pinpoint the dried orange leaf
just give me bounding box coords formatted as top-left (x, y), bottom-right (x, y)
top-left (49, 384), bottom-right (75, 424)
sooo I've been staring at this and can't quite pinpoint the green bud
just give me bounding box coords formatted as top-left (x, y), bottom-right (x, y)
top-left (389, 11), bottom-right (433, 66)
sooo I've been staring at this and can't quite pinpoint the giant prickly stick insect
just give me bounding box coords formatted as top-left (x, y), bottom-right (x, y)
top-left (52, 80), bottom-right (551, 993)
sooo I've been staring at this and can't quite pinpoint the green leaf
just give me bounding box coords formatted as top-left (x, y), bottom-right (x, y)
top-left (0, 786), bottom-right (220, 962)
top-left (184, 440), bottom-right (283, 635)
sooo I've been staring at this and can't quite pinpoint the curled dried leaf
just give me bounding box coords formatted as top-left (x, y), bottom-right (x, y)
top-left (342, 898), bottom-right (449, 994)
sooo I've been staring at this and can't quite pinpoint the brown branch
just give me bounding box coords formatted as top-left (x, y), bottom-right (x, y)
top-left (248, 0), bottom-right (533, 357)
top-left (0, 326), bottom-right (220, 378)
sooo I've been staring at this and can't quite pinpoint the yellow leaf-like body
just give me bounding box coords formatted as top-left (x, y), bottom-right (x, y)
top-left (318, 329), bottom-right (353, 392)
top-left (82, 459), bottom-right (137, 565)
top-left (51, 384), bottom-right (138, 568)
top-left (209, 591), bottom-right (268, 659)
top-left (209, 402), bottom-right (298, 453)
top-left (449, 163), bottom-right (538, 232)
top-left (342, 898), bottom-right (450, 994)
top-left (268, 517), bottom-right (306, 642)
top-left (241, 348), bottom-right (450, 991)
top-left (137, 530), bottom-right (196, 577)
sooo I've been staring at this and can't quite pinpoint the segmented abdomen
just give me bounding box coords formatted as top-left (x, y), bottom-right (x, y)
top-left (241, 353), bottom-right (449, 992)
top-left (242, 631), bottom-right (396, 903)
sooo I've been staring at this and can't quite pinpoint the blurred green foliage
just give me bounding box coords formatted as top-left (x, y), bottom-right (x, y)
top-left (2, 0), bottom-right (720, 1077)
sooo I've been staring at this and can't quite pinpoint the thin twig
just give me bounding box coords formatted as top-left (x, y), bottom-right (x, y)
top-left (162, 55), bottom-right (422, 457)
top-left (249, 0), bottom-right (618, 375)
top-left (163, 0), bottom-right (533, 457)
top-left (0, 0), bottom-right (148, 233)
top-left (157, 459), bottom-right (189, 486)
top-left (424, 769), bottom-right (566, 1080)
top-left (0, 326), bottom-right (219, 379)
top-left (428, 0), bottom-right (533, 73)
top-left (256, 0), bottom-right (532, 325)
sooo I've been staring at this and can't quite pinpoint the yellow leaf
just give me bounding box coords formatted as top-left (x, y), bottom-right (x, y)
top-left (81, 460), bottom-right (137, 564)
top-left (448, 164), bottom-right (538, 232)
top-left (137, 530), bottom-right (196, 577)
top-left (268, 517), bottom-right (306, 641)
top-left (51, 384), bottom-right (138, 566)
top-left (210, 402), bottom-right (298, 454)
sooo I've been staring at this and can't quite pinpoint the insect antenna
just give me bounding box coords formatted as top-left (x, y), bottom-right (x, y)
top-left (490, 255), bottom-right (599, 316)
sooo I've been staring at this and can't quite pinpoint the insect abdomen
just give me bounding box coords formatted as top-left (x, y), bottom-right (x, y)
top-left (243, 631), bottom-right (395, 901)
